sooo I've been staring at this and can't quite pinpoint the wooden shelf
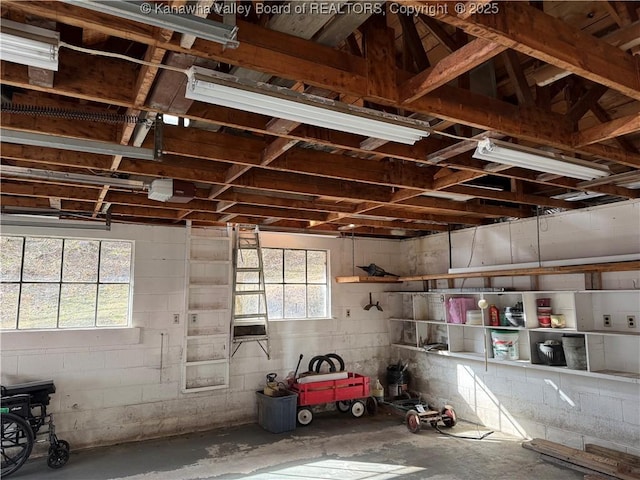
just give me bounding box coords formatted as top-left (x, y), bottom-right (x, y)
top-left (400, 260), bottom-right (640, 282)
top-left (335, 275), bottom-right (401, 283)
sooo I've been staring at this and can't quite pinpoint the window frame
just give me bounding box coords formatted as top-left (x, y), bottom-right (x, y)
top-left (0, 234), bottom-right (134, 330)
top-left (262, 247), bottom-right (331, 321)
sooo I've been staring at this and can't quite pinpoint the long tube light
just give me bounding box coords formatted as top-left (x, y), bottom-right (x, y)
top-left (1, 129), bottom-right (156, 161)
top-left (184, 67), bottom-right (432, 145)
top-left (61, 0), bottom-right (238, 49)
top-left (1, 165), bottom-right (146, 190)
top-left (0, 19), bottom-right (60, 70)
top-left (473, 138), bottom-right (610, 181)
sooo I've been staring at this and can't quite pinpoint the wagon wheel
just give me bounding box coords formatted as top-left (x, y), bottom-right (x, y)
top-left (336, 400), bottom-right (351, 413)
top-left (441, 405), bottom-right (457, 428)
top-left (405, 410), bottom-right (421, 433)
top-left (47, 445), bottom-right (70, 469)
top-left (365, 396), bottom-right (378, 416)
top-left (1, 412), bottom-right (34, 478)
top-left (350, 400), bottom-right (365, 418)
top-left (297, 407), bottom-right (313, 426)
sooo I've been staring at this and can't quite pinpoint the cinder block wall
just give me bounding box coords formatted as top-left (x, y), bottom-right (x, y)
top-left (399, 200), bottom-right (640, 454)
top-left (0, 223), bottom-right (400, 449)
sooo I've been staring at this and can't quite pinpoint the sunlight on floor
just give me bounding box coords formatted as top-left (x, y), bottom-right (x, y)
top-left (240, 459), bottom-right (425, 479)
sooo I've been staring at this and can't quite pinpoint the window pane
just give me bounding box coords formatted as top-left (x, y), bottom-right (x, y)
top-left (307, 285), bottom-right (327, 318)
top-left (284, 250), bottom-right (305, 283)
top-left (97, 284), bottom-right (129, 326)
top-left (1, 237), bottom-right (23, 281)
top-left (237, 249), bottom-right (258, 269)
top-left (23, 238), bottom-right (62, 281)
top-left (63, 240), bottom-right (99, 282)
top-left (284, 285), bottom-right (306, 318)
top-left (307, 251), bottom-right (327, 283)
top-left (100, 242), bottom-right (132, 283)
top-left (0, 283), bottom-right (19, 329)
top-left (59, 284), bottom-right (97, 328)
top-left (266, 284), bottom-right (283, 319)
top-left (19, 283), bottom-right (59, 329)
top-left (263, 249), bottom-right (283, 283)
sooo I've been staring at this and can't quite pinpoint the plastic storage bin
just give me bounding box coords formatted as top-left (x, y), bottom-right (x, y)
top-left (256, 390), bottom-right (297, 433)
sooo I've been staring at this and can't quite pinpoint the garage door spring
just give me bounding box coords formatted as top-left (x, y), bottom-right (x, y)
top-left (1, 103), bottom-right (147, 125)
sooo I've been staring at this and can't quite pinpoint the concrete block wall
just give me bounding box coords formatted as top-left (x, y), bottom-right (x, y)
top-left (398, 200), bottom-right (640, 453)
top-left (0, 223), bottom-right (400, 449)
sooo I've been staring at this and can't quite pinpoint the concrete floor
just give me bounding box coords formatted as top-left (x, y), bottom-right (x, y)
top-left (14, 411), bottom-right (583, 480)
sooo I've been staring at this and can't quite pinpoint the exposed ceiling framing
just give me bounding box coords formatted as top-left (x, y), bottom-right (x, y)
top-left (1, 0), bottom-right (639, 237)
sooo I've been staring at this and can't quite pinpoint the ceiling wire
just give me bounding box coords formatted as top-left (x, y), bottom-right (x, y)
top-left (59, 41), bottom-right (480, 145)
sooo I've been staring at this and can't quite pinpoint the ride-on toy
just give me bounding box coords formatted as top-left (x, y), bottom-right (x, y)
top-left (1, 380), bottom-right (70, 477)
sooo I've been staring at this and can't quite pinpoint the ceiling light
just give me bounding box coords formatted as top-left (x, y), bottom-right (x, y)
top-left (1, 165), bottom-right (146, 189)
top-left (474, 139), bottom-right (610, 181)
top-left (1, 129), bottom-right (157, 161)
top-left (184, 67), bottom-right (432, 145)
top-left (551, 191), bottom-right (606, 201)
top-left (423, 191), bottom-right (474, 202)
top-left (61, 0), bottom-right (238, 49)
top-left (0, 19), bottom-right (60, 70)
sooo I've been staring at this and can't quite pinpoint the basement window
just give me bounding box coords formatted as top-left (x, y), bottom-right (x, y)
top-left (262, 248), bottom-right (329, 320)
top-left (0, 235), bottom-right (133, 330)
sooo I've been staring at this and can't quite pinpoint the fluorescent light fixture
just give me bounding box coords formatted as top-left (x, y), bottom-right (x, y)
top-left (0, 19), bottom-right (60, 70)
top-left (61, 0), bottom-right (238, 49)
top-left (1, 129), bottom-right (156, 161)
top-left (474, 138), bottom-right (610, 181)
top-left (1, 165), bottom-right (146, 190)
top-left (423, 191), bottom-right (474, 202)
top-left (551, 191), bottom-right (606, 201)
top-left (578, 170), bottom-right (640, 189)
top-left (185, 67), bottom-right (432, 144)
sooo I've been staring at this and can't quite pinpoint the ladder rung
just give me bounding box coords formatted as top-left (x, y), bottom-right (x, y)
top-left (233, 314), bottom-right (267, 320)
top-left (233, 335), bottom-right (269, 342)
top-left (236, 267), bottom-right (261, 272)
top-left (234, 290), bottom-right (265, 295)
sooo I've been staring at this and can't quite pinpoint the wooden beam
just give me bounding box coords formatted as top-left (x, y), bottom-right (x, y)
top-left (566, 84), bottom-right (609, 124)
top-left (574, 113), bottom-right (640, 147)
top-left (417, 14), bottom-right (461, 53)
top-left (502, 50), bottom-right (534, 105)
top-left (401, 38), bottom-right (506, 103)
top-left (397, 13), bottom-right (430, 71)
top-left (590, 103), bottom-right (639, 153)
top-left (362, 14), bottom-right (397, 102)
top-left (416, 1), bottom-right (640, 101)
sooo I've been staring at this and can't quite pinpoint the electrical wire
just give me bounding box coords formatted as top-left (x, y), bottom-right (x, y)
top-left (60, 41), bottom-right (189, 75)
top-left (59, 41), bottom-right (484, 145)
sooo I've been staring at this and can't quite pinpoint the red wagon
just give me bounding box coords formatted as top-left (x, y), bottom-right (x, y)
top-left (289, 372), bottom-right (370, 425)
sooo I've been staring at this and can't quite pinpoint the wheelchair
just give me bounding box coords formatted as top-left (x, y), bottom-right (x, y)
top-left (1, 380), bottom-right (70, 477)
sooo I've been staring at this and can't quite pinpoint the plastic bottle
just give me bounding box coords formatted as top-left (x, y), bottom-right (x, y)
top-left (489, 305), bottom-right (500, 326)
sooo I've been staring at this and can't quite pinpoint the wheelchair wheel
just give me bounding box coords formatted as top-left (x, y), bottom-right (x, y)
top-left (47, 445), bottom-right (70, 469)
top-left (1, 412), bottom-right (34, 478)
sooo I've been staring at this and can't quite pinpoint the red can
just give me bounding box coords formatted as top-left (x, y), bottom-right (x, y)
top-left (489, 305), bottom-right (500, 326)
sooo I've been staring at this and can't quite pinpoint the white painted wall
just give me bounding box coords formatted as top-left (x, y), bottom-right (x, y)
top-left (399, 200), bottom-right (640, 454)
top-left (0, 222), bottom-right (401, 449)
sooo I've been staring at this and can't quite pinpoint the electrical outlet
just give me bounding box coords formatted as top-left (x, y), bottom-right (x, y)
top-left (346, 309), bottom-right (351, 318)
top-left (628, 315), bottom-right (636, 328)
top-left (173, 314), bottom-right (180, 324)
top-left (603, 314), bottom-right (611, 327)
top-left (191, 314), bottom-right (197, 323)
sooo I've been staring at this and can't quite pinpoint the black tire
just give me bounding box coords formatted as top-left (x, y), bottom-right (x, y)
top-left (350, 400), bottom-right (365, 418)
top-left (441, 406), bottom-right (457, 428)
top-left (308, 355), bottom-right (336, 373)
top-left (297, 408), bottom-right (313, 426)
top-left (47, 446), bottom-right (70, 469)
top-left (57, 439), bottom-right (70, 451)
top-left (1, 412), bottom-right (34, 478)
top-left (336, 401), bottom-right (351, 413)
top-left (405, 410), bottom-right (421, 433)
top-left (365, 396), bottom-right (378, 416)
top-left (324, 353), bottom-right (345, 371)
